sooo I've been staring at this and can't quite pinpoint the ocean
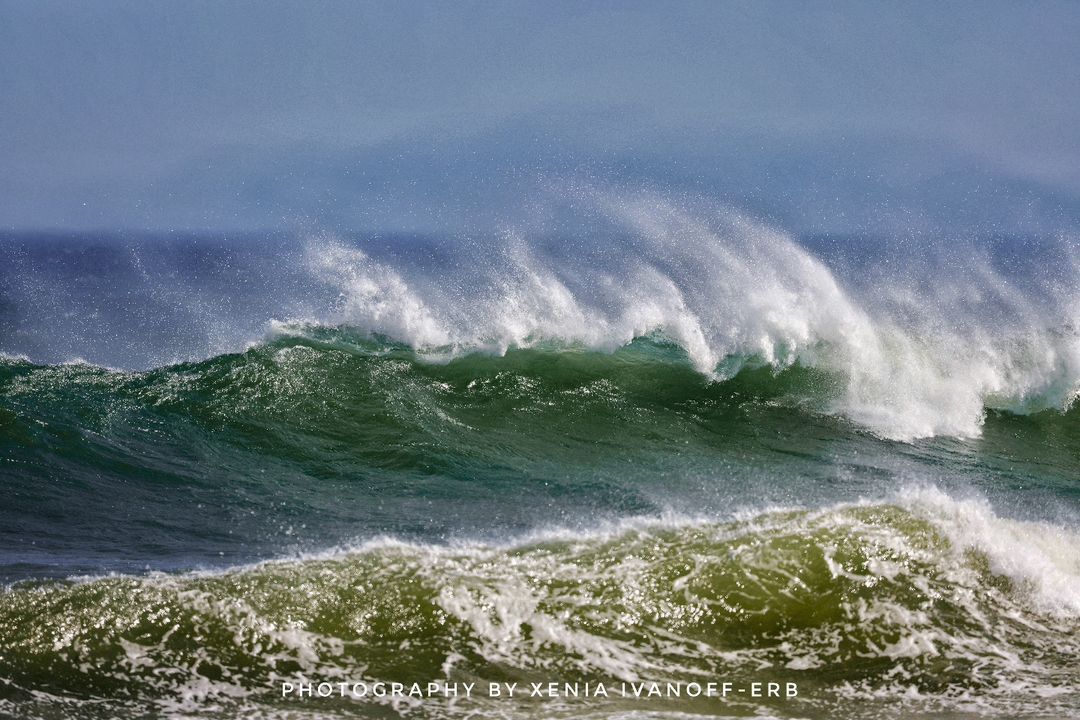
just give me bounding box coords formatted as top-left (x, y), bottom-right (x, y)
top-left (1, 193), bottom-right (1078, 718)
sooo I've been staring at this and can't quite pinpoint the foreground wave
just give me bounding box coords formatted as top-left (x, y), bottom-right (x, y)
top-left (1, 490), bottom-right (1078, 719)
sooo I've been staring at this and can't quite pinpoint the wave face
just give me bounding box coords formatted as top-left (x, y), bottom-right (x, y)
top-left (2, 492), bottom-right (1079, 719)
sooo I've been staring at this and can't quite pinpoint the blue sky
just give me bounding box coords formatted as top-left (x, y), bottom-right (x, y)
top-left (2, 1), bottom-right (1079, 233)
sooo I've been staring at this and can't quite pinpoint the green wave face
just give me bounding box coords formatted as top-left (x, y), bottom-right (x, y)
top-left (3, 328), bottom-right (1075, 475)
top-left (2, 502), bottom-right (1078, 719)
top-left (1, 328), bottom-right (839, 460)
top-left (2, 331), bottom-right (1077, 536)
top-left (0, 332), bottom-right (857, 573)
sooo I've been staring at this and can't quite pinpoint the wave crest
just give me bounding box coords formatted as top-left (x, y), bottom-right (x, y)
top-left (292, 191), bottom-right (1080, 440)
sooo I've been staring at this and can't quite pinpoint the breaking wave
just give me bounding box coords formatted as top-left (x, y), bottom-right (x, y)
top-left (3, 190), bottom-right (1078, 441)
top-left (1, 489), bottom-right (1078, 718)
top-left (295, 191), bottom-right (1080, 441)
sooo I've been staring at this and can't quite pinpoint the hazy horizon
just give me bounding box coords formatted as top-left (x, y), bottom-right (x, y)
top-left (3, 1), bottom-right (1080, 235)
